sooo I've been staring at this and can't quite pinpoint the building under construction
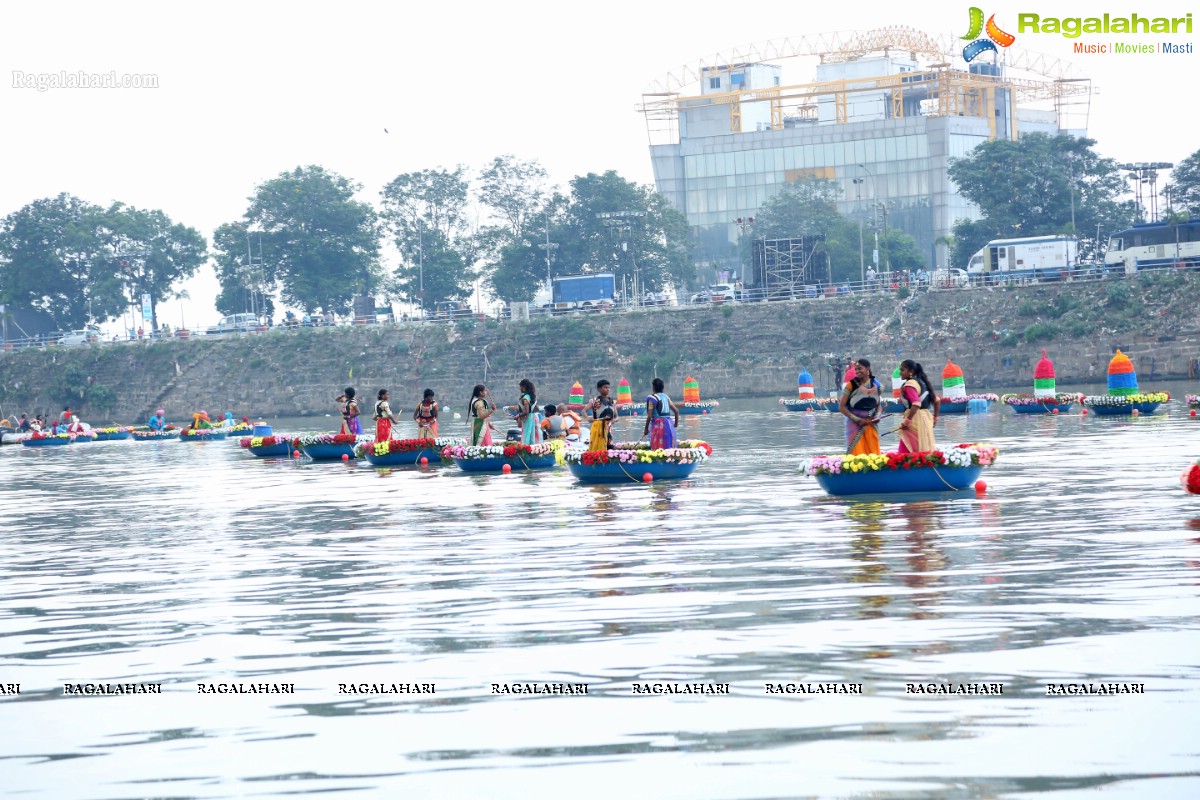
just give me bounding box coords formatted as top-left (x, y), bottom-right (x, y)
top-left (640, 27), bottom-right (1091, 281)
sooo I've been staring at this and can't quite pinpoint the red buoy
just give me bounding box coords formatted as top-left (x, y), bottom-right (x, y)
top-left (293, 450), bottom-right (301, 458)
top-left (502, 463), bottom-right (512, 474)
top-left (974, 480), bottom-right (987, 494)
top-left (420, 456), bottom-right (429, 465)
top-left (1082, 408), bottom-right (1089, 416)
top-left (643, 472), bottom-right (653, 482)
top-left (341, 453), bottom-right (350, 461)
top-left (1051, 408), bottom-right (1059, 415)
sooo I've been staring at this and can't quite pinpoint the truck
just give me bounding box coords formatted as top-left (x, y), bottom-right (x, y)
top-left (965, 235), bottom-right (1078, 284)
top-left (535, 273), bottom-right (617, 313)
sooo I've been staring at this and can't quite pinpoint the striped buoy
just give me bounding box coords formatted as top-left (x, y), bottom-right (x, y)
top-left (616, 378), bottom-right (633, 406)
top-left (1107, 349), bottom-right (1138, 396)
top-left (891, 364), bottom-right (902, 398)
top-left (1034, 349), bottom-right (1056, 398)
top-left (941, 359), bottom-right (967, 400)
top-left (569, 381), bottom-right (585, 406)
top-left (797, 369), bottom-right (815, 400)
top-left (683, 376), bottom-right (701, 403)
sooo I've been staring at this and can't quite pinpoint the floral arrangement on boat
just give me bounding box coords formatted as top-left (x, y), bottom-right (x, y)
top-left (936, 360), bottom-right (996, 412)
top-left (1186, 394), bottom-right (1199, 409)
top-left (440, 439), bottom-right (564, 462)
top-left (22, 431), bottom-right (73, 447)
top-left (28, 431), bottom-right (72, 441)
top-left (227, 422), bottom-right (253, 435)
top-left (1081, 392), bottom-right (1170, 407)
top-left (294, 433), bottom-right (363, 447)
top-left (239, 435), bottom-right (293, 450)
top-left (1001, 392), bottom-right (1083, 406)
top-left (1080, 350), bottom-right (1167, 415)
top-left (130, 426), bottom-right (180, 440)
top-left (1183, 459), bottom-right (1200, 495)
top-left (679, 376), bottom-right (718, 414)
top-left (564, 439), bottom-right (713, 466)
top-left (94, 426), bottom-right (132, 435)
top-left (357, 436), bottom-right (465, 458)
top-left (779, 397), bottom-right (823, 410)
top-left (800, 443), bottom-right (998, 476)
top-left (179, 427), bottom-right (227, 440)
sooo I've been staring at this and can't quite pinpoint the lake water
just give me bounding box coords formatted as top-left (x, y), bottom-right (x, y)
top-left (2, 393), bottom-right (1200, 799)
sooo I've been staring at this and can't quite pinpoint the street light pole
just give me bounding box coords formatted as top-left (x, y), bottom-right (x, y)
top-left (852, 174), bottom-right (865, 286)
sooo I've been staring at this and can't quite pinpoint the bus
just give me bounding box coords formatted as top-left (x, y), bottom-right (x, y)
top-left (1103, 218), bottom-right (1200, 274)
top-left (966, 235), bottom-right (1078, 283)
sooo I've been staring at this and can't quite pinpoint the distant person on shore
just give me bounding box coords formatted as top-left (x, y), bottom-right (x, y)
top-left (372, 389), bottom-right (399, 441)
top-left (840, 358), bottom-right (883, 455)
top-left (642, 377), bottom-right (680, 450)
top-left (588, 379), bottom-right (615, 452)
top-left (515, 379), bottom-right (542, 445)
top-left (336, 388), bottom-right (362, 436)
top-left (897, 360), bottom-right (939, 453)
top-left (414, 389), bottom-right (439, 440)
top-left (467, 384), bottom-right (495, 446)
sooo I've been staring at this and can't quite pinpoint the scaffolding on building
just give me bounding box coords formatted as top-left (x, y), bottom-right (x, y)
top-left (750, 237), bottom-right (829, 299)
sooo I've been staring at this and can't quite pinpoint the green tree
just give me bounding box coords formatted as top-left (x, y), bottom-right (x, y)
top-left (381, 166), bottom-right (477, 310)
top-left (210, 221), bottom-right (275, 319)
top-left (238, 166), bottom-right (381, 315)
top-left (477, 155), bottom-right (548, 238)
top-left (1166, 149), bottom-right (1200, 216)
top-left (948, 133), bottom-right (1134, 262)
top-left (554, 171), bottom-right (691, 295)
top-left (0, 194), bottom-right (121, 329)
top-left (101, 203), bottom-right (206, 331)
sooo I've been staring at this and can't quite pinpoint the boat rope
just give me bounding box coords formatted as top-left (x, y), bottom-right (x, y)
top-left (931, 465), bottom-right (965, 491)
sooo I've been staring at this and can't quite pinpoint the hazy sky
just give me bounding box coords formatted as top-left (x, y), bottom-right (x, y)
top-left (2, 0), bottom-right (1196, 330)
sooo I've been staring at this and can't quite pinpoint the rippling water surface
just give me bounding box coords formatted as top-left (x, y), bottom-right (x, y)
top-left (2, 397), bottom-right (1200, 799)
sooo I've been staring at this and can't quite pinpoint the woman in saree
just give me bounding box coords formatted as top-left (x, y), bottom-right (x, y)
top-left (897, 360), bottom-right (939, 453)
top-left (839, 359), bottom-right (883, 455)
top-left (516, 379), bottom-right (542, 445)
top-left (336, 387), bottom-right (362, 436)
top-left (642, 377), bottom-right (680, 450)
top-left (467, 384), bottom-right (494, 446)
top-left (413, 389), bottom-right (439, 440)
top-left (372, 389), bottom-right (399, 441)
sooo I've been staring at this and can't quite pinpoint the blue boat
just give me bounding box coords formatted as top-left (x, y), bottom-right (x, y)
top-left (364, 447), bottom-right (443, 467)
top-left (568, 460), bottom-right (699, 483)
top-left (301, 442), bottom-right (357, 460)
top-left (1088, 402), bottom-right (1163, 416)
top-left (179, 429), bottom-right (228, 441)
top-left (23, 436), bottom-right (71, 447)
top-left (93, 431), bottom-right (132, 441)
top-left (131, 429), bottom-right (180, 441)
top-left (1009, 401), bottom-right (1075, 414)
top-left (453, 453), bottom-right (557, 472)
top-left (939, 400), bottom-right (969, 414)
top-left (679, 405), bottom-right (718, 415)
top-left (814, 464), bottom-right (984, 496)
top-left (781, 399), bottom-right (822, 412)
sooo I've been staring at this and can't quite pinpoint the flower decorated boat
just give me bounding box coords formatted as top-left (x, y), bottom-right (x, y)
top-left (1182, 459), bottom-right (1200, 495)
top-left (679, 376), bottom-right (718, 414)
top-left (130, 426), bottom-right (180, 441)
top-left (615, 378), bottom-right (643, 416)
top-left (1186, 394), bottom-right (1199, 410)
top-left (1080, 350), bottom-right (1167, 416)
top-left (68, 429), bottom-right (98, 443)
top-left (297, 433), bottom-right (366, 460)
top-left (936, 358), bottom-right (997, 413)
top-left (238, 435), bottom-right (295, 458)
top-left (565, 439), bottom-right (712, 483)
top-left (1083, 392), bottom-right (1169, 416)
top-left (179, 428), bottom-right (229, 441)
top-left (781, 369), bottom-right (822, 411)
top-left (22, 432), bottom-right (72, 447)
top-left (226, 422), bottom-right (253, 437)
top-left (1002, 349), bottom-right (1079, 414)
top-left (800, 443), bottom-right (998, 496)
top-left (821, 399), bottom-right (842, 413)
top-left (92, 426), bottom-right (133, 441)
top-left (356, 436), bottom-right (466, 466)
top-left (441, 440), bottom-right (564, 473)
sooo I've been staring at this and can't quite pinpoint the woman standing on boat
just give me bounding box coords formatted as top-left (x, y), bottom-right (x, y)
top-left (839, 359), bottom-right (883, 455)
top-left (516, 379), bottom-right (542, 445)
top-left (372, 389), bottom-right (399, 441)
top-left (337, 388), bottom-right (362, 436)
top-left (467, 384), bottom-right (495, 446)
top-left (414, 389), bottom-right (440, 440)
top-left (897, 360), bottom-right (939, 453)
top-left (642, 377), bottom-right (680, 450)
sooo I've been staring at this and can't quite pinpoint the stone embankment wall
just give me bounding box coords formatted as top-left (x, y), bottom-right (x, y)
top-left (3, 272), bottom-right (1200, 421)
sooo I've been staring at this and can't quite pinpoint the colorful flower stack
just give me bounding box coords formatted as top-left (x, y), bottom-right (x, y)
top-left (1081, 349), bottom-right (1169, 415)
top-left (566, 381), bottom-right (586, 412)
top-left (883, 364), bottom-right (905, 413)
top-left (780, 368), bottom-right (821, 411)
top-left (1001, 349), bottom-right (1081, 414)
top-left (679, 375), bottom-right (719, 414)
top-left (616, 378), bottom-right (641, 416)
top-left (937, 359), bottom-right (998, 414)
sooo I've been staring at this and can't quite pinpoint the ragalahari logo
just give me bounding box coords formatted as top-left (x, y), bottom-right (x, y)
top-left (962, 7), bottom-right (1016, 62)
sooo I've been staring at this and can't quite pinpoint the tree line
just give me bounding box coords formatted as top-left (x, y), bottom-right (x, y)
top-left (3, 140), bottom-right (1199, 329)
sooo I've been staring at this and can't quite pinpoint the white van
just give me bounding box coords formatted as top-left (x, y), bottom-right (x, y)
top-left (217, 313), bottom-right (261, 333)
top-left (930, 269), bottom-right (969, 290)
top-left (58, 327), bottom-right (102, 346)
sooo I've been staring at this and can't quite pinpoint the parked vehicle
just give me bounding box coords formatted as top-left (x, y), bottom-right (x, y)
top-left (931, 268), bottom-right (969, 290)
top-left (690, 283), bottom-right (739, 304)
top-left (967, 235), bottom-right (1078, 283)
top-left (1103, 218), bottom-right (1200, 274)
top-left (57, 327), bottom-right (101, 346)
top-left (214, 313), bottom-right (262, 334)
top-left (536, 274), bottom-right (617, 314)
